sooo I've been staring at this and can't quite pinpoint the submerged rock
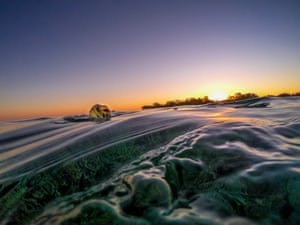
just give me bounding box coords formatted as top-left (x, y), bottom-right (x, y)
top-left (89, 104), bottom-right (111, 121)
top-left (121, 172), bottom-right (172, 216)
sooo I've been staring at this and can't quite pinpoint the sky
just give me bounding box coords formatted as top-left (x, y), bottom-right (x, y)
top-left (0, 0), bottom-right (300, 120)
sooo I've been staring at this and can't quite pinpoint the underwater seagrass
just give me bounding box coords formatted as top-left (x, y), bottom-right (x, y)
top-left (1, 97), bottom-right (300, 225)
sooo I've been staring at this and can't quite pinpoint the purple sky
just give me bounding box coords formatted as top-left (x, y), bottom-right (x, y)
top-left (1, 0), bottom-right (300, 119)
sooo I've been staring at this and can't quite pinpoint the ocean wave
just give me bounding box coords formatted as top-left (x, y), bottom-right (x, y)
top-left (0, 97), bottom-right (300, 225)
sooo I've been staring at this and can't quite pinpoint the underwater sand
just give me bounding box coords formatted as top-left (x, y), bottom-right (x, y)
top-left (0, 97), bottom-right (300, 225)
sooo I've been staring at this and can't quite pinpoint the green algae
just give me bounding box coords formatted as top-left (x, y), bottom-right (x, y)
top-left (1, 117), bottom-right (300, 225)
top-left (287, 178), bottom-right (300, 211)
top-left (0, 125), bottom-right (188, 225)
top-left (62, 200), bottom-right (150, 225)
top-left (0, 178), bottom-right (28, 221)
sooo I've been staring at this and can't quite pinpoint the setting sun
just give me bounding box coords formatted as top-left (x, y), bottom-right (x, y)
top-left (209, 91), bottom-right (228, 101)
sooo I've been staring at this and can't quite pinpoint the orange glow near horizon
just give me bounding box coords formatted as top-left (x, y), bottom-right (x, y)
top-left (1, 88), bottom-right (300, 121)
top-left (1, 1), bottom-right (300, 121)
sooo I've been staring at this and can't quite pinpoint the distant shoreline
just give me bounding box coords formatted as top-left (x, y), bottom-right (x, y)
top-left (141, 92), bottom-right (300, 109)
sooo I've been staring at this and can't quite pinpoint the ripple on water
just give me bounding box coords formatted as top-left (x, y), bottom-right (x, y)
top-left (25, 118), bottom-right (299, 225)
top-left (1, 97), bottom-right (300, 225)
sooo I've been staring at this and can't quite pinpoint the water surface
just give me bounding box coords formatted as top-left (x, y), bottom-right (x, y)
top-left (1, 97), bottom-right (300, 225)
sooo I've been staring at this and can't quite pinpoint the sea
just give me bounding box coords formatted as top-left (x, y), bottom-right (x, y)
top-left (0, 96), bottom-right (300, 225)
